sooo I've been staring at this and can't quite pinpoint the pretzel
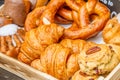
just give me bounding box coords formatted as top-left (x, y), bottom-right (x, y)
top-left (25, 3), bottom-right (71, 31)
top-left (63, 0), bottom-right (110, 39)
top-left (25, 6), bottom-right (46, 31)
top-left (35, 0), bottom-right (49, 8)
top-left (39, 0), bottom-right (65, 24)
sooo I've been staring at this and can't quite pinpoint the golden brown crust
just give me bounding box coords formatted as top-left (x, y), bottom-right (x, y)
top-left (31, 43), bottom-right (79, 80)
top-left (62, 1), bottom-right (110, 39)
top-left (19, 23), bottom-right (64, 64)
top-left (18, 52), bottom-right (32, 64)
top-left (60, 39), bottom-right (86, 54)
top-left (78, 42), bottom-right (120, 75)
top-left (102, 16), bottom-right (120, 45)
top-left (25, 6), bottom-right (46, 31)
top-left (35, 0), bottom-right (49, 8)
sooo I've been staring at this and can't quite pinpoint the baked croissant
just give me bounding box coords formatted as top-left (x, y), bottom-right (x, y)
top-left (60, 39), bottom-right (86, 54)
top-left (31, 39), bottom-right (87, 80)
top-left (31, 43), bottom-right (79, 80)
top-left (18, 23), bottom-right (64, 64)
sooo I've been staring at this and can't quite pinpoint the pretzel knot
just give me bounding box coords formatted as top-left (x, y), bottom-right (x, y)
top-left (63, 0), bottom-right (110, 39)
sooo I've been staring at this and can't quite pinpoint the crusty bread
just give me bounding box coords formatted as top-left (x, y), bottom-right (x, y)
top-left (3, 0), bottom-right (31, 26)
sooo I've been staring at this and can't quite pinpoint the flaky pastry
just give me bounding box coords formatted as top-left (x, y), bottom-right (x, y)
top-left (18, 23), bottom-right (64, 64)
top-left (103, 15), bottom-right (120, 45)
top-left (31, 43), bottom-right (79, 80)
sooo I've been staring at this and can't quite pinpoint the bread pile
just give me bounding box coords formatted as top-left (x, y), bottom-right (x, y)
top-left (1, 0), bottom-right (120, 80)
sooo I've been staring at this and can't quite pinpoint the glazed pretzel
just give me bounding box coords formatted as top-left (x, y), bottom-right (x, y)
top-left (63, 0), bottom-right (110, 39)
top-left (25, 2), bottom-right (71, 31)
top-left (25, 6), bottom-right (46, 31)
top-left (39, 0), bottom-right (65, 24)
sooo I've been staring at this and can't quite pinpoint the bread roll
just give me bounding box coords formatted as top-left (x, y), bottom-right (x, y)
top-left (3, 0), bottom-right (31, 26)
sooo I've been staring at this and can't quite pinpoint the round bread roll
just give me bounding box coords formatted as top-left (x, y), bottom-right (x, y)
top-left (78, 42), bottom-right (120, 75)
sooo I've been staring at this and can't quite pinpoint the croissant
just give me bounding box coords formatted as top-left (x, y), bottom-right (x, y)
top-left (18, 23), bottom-right (64, 64)
top-left (60, 39), bottom-right (86, 54)
top-left (31, 39), bottom-right (87, 80)
top-left (31, 44), bottom-right (79, 80)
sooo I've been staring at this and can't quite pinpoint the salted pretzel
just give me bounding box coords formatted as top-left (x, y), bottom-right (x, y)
top-left (63, 0), bottom-right (110, 39)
